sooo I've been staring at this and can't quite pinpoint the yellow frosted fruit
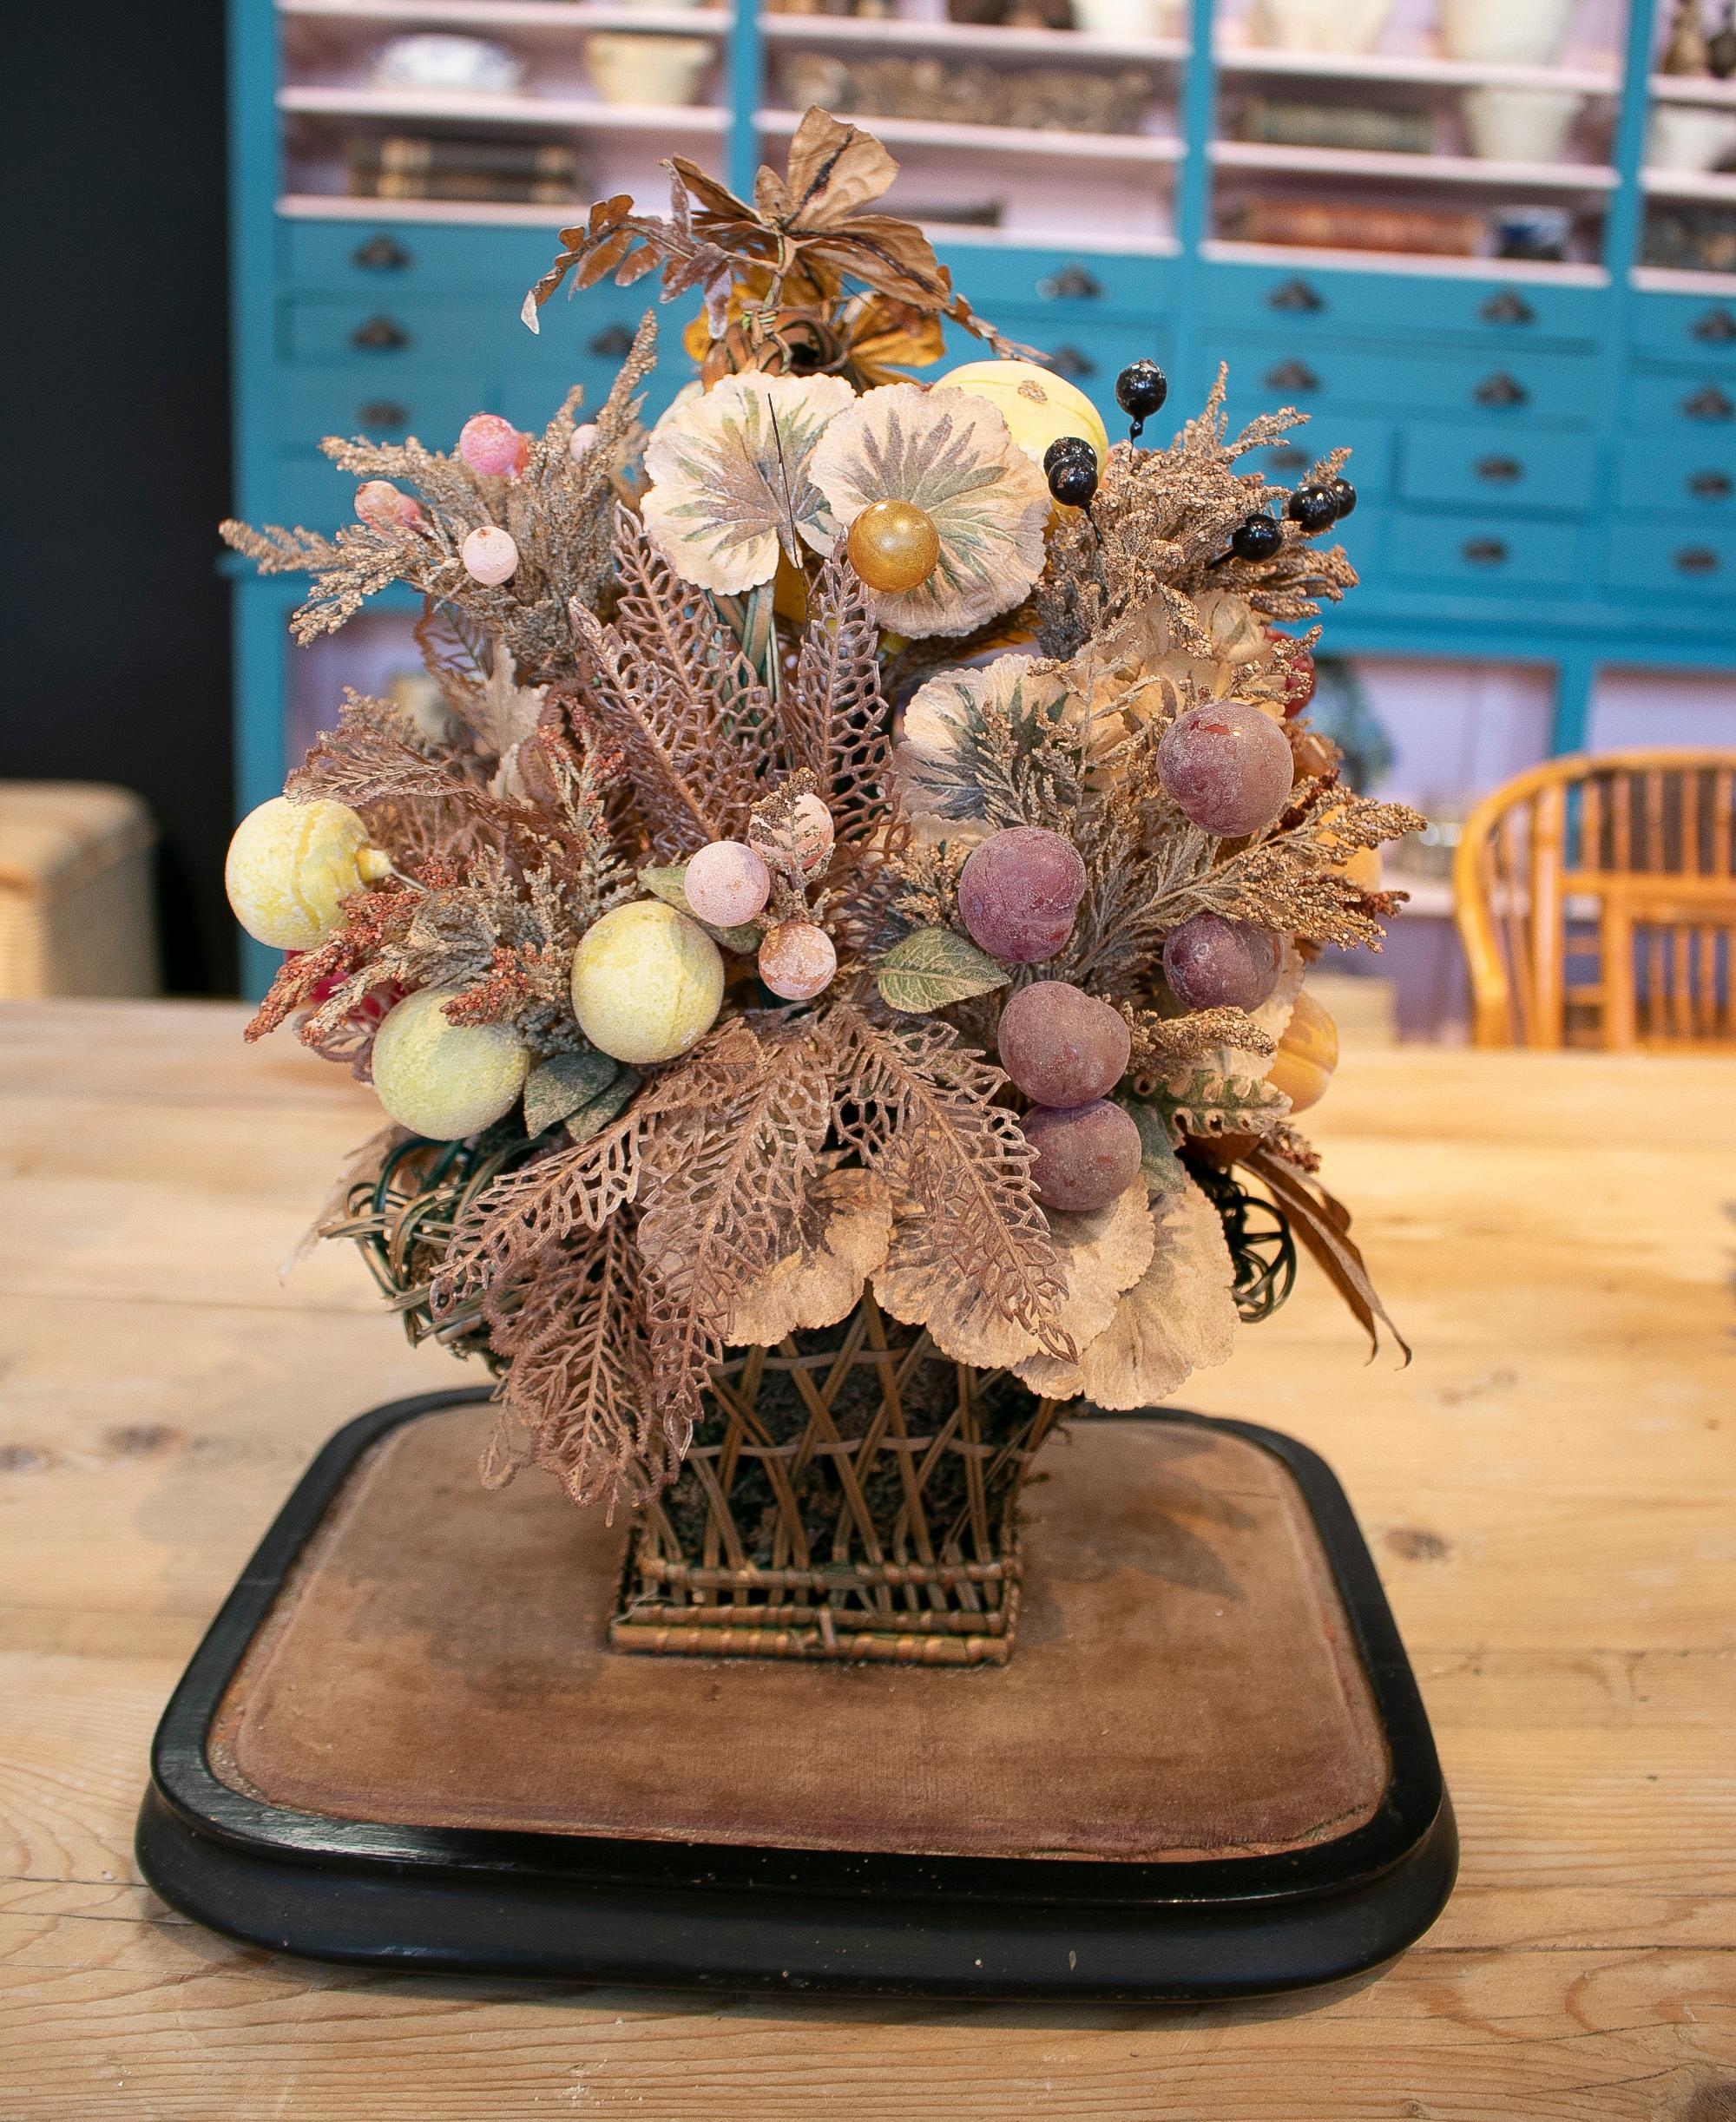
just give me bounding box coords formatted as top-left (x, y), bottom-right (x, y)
top-left (371, 987), bottom-right (529, 1140)
top-left (934, 358), bottom-right (1110, 472)
top-left (570, 900), bottom-right (725, 1065)
top-left (224, 796), bottom-right (389, 949)
top-left (1268, 989), bottom-right (1339, 1116)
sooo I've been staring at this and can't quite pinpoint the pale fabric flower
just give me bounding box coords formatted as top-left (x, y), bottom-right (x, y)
top-left (641, 371), bottom-right (856, 595)
top-left (808, 382), bottom-right (1049, 639)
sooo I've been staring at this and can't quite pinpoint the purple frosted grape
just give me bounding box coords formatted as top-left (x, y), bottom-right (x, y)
top-left (1162, 913), bottom-right (1282, 1012)
top-left (1157, 701), bottom-right (1295, 838)
top-left (1023, 1099), bottom-right (1143, 1213)
top-left (957, 825), bottom-right (1087, 966)
top-left (997, 981), bottom-right (1130, 1109)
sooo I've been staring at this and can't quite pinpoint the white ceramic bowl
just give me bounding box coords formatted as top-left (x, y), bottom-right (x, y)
top-left (1247, 0), bottom-right (1394, 53)
top-left (1462, 87), bottom-right (1584, 163)
top-left (1438, 0), bottom-right (1574, 66)
top-left (584, 31), bottom-right (711, 107)
top-left (372, 34), bottom-right (525, 95)
top-left (1647, 104), bottom-right (1736, 174)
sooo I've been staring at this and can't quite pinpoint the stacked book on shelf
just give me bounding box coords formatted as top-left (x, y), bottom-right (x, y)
top-left (346, 134), bottom-right (584, 205)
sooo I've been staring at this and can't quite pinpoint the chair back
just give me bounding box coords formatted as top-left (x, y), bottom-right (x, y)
top-left (1453, 750), bottom-right (1736, 1049)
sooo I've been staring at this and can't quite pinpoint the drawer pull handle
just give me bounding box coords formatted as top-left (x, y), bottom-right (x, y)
top-left (358, 399), bottom-right (410, 428)
top-left (1267, 277), bottom-right (1324, 312)
top-left (1689, 470), bottom-right (1733, 499)
top-left (1476, 454), bottom-right (1523, 483)
top-left (351, 314), bottom-right (410, 351)
top-left (1266, 445), bottom-right (1310, 473)
top-left (1683, 385), bottom-right (1735, 421)
top-left (1046, 343), bottom-right (1095, 379)
top-left (587, 323), bottom-right (635, 358)
top-left (352, 234), bottom-right (411, 273)
top-left (1036, 263), bottom-right (1101, 301)
top-left (1692, 307), bottom-right (1736, 344)
top-left (1675, 546), bottom-right (1720, 575)
top-left (1463, 537), bottom-right (1508, 566)
top-left (1265, 358), bottom-right (1319, 392)
top-left (1479, 289), bottom-right (1535, 326)
top-left (1473, 370), bottom-right (1528, 408)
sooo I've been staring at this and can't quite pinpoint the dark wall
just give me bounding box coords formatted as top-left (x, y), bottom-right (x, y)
top-left (1, 2), bottom-right (237, 994)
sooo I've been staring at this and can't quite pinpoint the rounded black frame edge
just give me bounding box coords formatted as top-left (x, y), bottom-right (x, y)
top-left (135, 1389), bottom-right (1458, 2000)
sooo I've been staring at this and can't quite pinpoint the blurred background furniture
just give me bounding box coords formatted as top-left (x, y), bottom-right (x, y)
top-left (0, 783), bottom-right (162, 1001)
top-left (1454, 745), bottom-right (1736, 1043)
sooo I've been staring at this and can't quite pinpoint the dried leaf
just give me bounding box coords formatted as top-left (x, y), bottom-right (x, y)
top-left (1121, 1099), bottom-right (1188, 1198)
top-left (566, 1066), bottom-right (642, 1146)
top-left (876, 926), bottom-right (1009, 1015)
top-left (729, 1167), bottom-right (893, 1345)
top-left (1162, 1067), bottom-right (1291, 1146)
top-left (1016, 1174), bottom-right (1237, 1407)
top-left (1242, 1144), bottom-right (1410, 1363)
top-left (781, 554), bottom-right (894, 847)
top-left (894, 654), bottom-right (1085, 831)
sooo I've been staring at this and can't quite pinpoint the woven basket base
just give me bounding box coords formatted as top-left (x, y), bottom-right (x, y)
top-left (136, 1390), bottom-right (1457, 1994)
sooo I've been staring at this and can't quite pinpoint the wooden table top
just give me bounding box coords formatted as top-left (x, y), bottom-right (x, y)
top-left (3, 999), bottom-right (1733, 2121)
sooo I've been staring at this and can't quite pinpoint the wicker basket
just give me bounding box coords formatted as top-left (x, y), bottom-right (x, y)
top-left (611, 1295), bottom-right (1061, 1665)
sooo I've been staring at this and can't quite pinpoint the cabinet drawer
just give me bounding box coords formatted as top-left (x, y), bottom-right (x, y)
top-left (1616, 441), bottom-right (1736, 516)
top-left (1385, 513), bottom-right (1581, 588)
top-left (1240, 419), bottom-right (1394, 503)
top-left (280, 370), bottom-right (490, 454)
top-left (1625, 371), bottom-right (1736, 431)
top-left (1629, 292), bottom-right (1736, 368)
top-left (279, 289), bottom-right (671, 368)
top-left (280, 217), bottom-right (569, 298)
top-left (936, 242), bottom-right (1170, 323)
top-left (1616, 524), bottom-right (1736, 598)
top-left (1225, 337), bottom-right (1596, 425)
top-left (1205, 263), bottom-right (1603, 348)
top-left (1398, 424), bottom-right (1595, 512)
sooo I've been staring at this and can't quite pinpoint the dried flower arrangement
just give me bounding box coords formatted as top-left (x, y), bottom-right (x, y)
top-left (221, 111), bottom-right (1422, 1659)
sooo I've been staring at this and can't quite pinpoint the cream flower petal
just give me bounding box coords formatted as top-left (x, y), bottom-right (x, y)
top-left (808, 382), bottom-right (1050, 639)
top-left (894, 653), bottom-right (1075, 828)
top-left (641, 371), bottom-right (857, 595)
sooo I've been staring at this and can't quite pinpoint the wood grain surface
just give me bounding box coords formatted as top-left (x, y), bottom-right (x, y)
top-left (2, 999), bottom-right (1733, 2122)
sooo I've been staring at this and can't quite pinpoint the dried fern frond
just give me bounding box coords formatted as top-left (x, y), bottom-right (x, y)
top-left (780, 555), bottom-right (894, 848)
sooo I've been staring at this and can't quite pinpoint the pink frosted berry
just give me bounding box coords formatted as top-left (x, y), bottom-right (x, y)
top-left (685, 839), bottom-right (771, 928)
top-left (996, 981), bottom-right (1130, 1110)
top-left (1023, 1099), bottom-right (1143, 1212)
top-left (457, 413), bottom-right (530, 478)
top-left (957, 825), bottom-right (1087, 965)
top-left (461, 525), bottom-right (518, 585)
top-left (1162, 912), bottom-right (1282, 1012)
top-left (568, 422), bottom-right (601, 464)
top-left (1157, 701), bottom-right (1294, 839)
top-left (354, 479), bottom-right (424, 533)
top-left (759, 919), bottom-right (836, 1002)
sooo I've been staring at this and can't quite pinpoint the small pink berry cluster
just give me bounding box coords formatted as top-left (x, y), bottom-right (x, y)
top-left (684, 792), bottom-right (838, 1002)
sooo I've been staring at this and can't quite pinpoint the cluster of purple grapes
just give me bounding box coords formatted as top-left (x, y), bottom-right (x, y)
top-left (950, 694), bottom-right (1299, 1211)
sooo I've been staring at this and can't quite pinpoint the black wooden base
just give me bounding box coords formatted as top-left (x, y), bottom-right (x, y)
top-left (137, 1389), bottom-right (1456, 2000)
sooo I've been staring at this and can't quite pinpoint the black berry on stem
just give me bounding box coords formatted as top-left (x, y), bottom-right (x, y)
top-left (1286, 485), bottom-right (1339, 533)
top-left (1115, 359), bottom-right (1168, 440)
top-left (1230, 513), bottom-right (1283, 562)
top-left (1328, 476), bottom-right (1357, 519)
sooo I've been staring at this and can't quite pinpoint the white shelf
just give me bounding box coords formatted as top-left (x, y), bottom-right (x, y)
top-left (1212, 139), bottom-right (1618, 192)
top-left (1202, 238), bottom-right (1609, 285)
top-left (1630, 263), bottom-right (1736, 297)
top-left (755, 107), bottom-right (1180, 162)
top-left (1642, 167), bottom-right (1736, 205)
top-left (924, 221), bottom-right (1178, 254)
top-left (1215, 43), bottom-right (1618, 95)
top-left (279, 83), bottom-right (728, 128)
top-left (279, 0), bottom-right (731, 25)
top-left (279, 190), bottom-right (587, 224)
top-left (1649, 71), bottom-right (1736, 109)
top-left (760, 14), bottom-right (1185, 66)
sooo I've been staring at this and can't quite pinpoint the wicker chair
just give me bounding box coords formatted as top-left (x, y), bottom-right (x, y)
top-left (1454, 750), bottom-right (1736, 1050)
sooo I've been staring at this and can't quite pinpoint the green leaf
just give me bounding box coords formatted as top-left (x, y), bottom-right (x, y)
top-left (875, 928), bottom-right (1009, 1015)
top-left (523, 1048), bottom-right (621, 1139)
top-left (1120, 1098), bottom-right (1188, 1198)
top-left (1160, 1068), bottom-right (1290, 1145)
top-left (565, 1066), bottom-right (641, 1146)
top-left (637, 864), bottom-right (762, 954)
